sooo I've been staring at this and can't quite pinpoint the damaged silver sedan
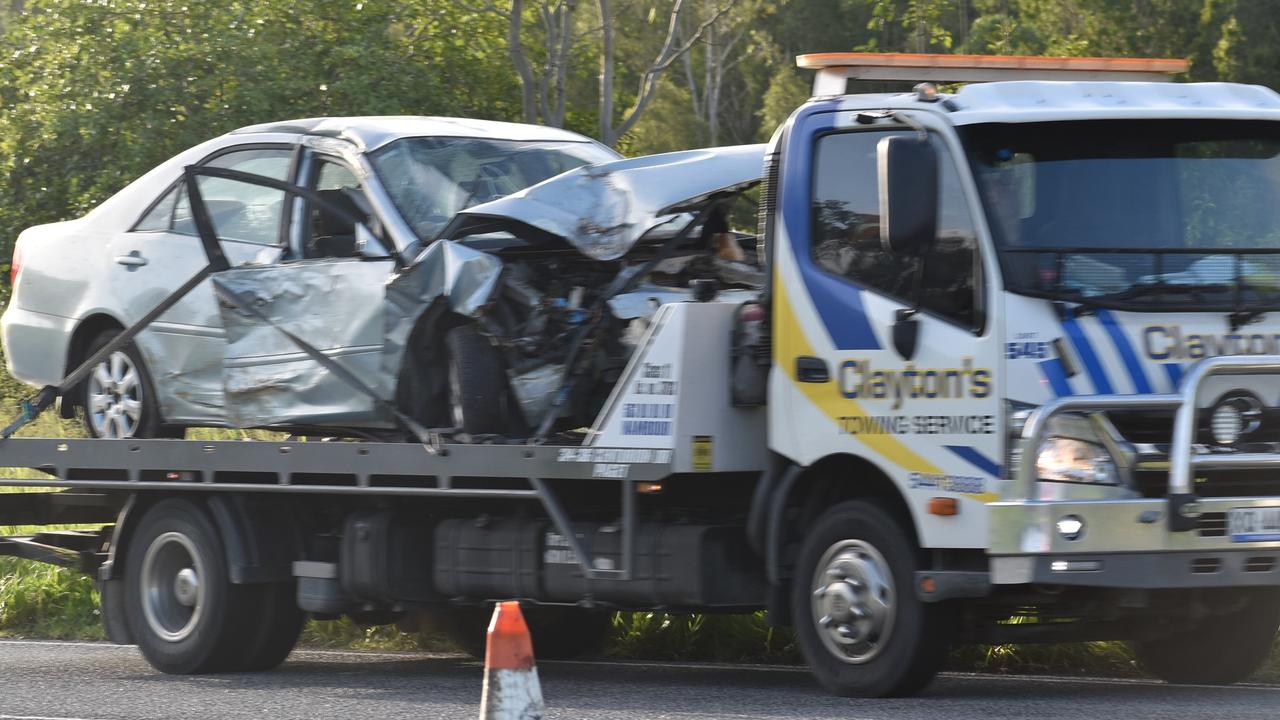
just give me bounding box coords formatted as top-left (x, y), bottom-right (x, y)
top-left (3, 113), bottom-right (764, 440)
top-left (217, 143), bottom-right (766, 441)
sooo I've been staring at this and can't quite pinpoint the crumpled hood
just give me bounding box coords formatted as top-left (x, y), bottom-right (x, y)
top-left (441, 143), bottom-right (766, 260)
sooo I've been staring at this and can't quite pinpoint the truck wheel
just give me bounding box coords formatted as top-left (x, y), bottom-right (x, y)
top-left (435, 605), bottom-right (613, 660)
top-left (98, 576), bottom-right (134, 645)
top-left (791, 500), bottom-right (950, 697)
top-left (1134, 588), bottom-right (1280, 685)
top-left (123, 498), bottom-right (256, 674)
top-left (239, 582), bottom-right (306, 671)
top-left (444, 325), bottom-right (514, 436)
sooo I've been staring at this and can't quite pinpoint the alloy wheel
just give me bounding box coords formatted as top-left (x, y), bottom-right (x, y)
top-left (86, 350), bottom-right (143, 438)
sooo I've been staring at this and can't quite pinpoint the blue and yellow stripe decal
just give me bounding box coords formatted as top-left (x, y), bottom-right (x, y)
top-left (1095, 309), bottom-right (1153, 394)
top-left (779, 104), bottom-right (881, 351)
top-left (772, 268), bottom-right (999, 503)
top-left (1060, 313), bottom-right (1113, 394)
top-left (945, 445), bottom-right (1002, 478)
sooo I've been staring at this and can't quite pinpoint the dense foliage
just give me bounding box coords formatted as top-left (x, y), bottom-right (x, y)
top-left (0, 0), bottom-right (1276, 258)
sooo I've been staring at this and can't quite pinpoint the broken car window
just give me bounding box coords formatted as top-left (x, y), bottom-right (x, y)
top-left (172, 148), bottom-right (294, 245)
top-left (368, 137), bottom-right (617, 241)
top-left (306, 159), bottom-right (368, 258)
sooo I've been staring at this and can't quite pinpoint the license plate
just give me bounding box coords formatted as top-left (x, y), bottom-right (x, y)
top-left (1228, 507), bottom-right (1280, 542)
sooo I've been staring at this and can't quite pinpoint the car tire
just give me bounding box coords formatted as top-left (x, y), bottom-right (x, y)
top-left (791, 499), bottom-right (951, 698)
top-left (432, 604), bottom-right (614, 660)
top-left (79, 329), bottom-right (172, 439)
top-left (444, 325), bottom-right (515, 436)
top-left (123, 498), bottom-right (257, 674)
top-left (1134, 587), bottom-right (1280, 685)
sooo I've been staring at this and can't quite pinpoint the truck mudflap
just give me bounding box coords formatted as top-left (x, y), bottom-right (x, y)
top-left (991, 355), bottom-right (1280, 589)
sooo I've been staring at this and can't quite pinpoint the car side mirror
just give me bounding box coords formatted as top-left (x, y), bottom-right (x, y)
top-left (877, 135), bottom-right (938, 256)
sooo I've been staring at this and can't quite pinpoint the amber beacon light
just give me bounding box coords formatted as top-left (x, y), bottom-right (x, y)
top-left (797, 52), bottom-right (1190, 95)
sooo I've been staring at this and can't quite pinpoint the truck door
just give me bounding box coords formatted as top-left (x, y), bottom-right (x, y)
top-left (773, 120), bottom-right (1000, 547)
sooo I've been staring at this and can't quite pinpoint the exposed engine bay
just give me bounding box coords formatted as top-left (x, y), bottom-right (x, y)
top-left (474, 228), bottom-right (763, 438)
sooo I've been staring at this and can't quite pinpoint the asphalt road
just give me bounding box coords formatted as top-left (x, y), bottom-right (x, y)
top-left (0, 639), bottom-right (1276, 719)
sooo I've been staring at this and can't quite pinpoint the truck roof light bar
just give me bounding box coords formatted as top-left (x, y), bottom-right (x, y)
top-left (796, 52), bottom-right (1190, 96)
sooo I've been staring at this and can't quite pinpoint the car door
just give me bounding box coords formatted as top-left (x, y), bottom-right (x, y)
top-left (109, 145), bottom-right (296, 424)
top-left (214, 151), bottom-right (399, 429)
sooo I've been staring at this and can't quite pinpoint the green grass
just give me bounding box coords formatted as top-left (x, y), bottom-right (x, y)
top-left (0, 556), bottom-right (103, 640)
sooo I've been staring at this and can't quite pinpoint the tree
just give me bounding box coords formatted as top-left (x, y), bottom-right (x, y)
top-left (0, 0), bottom-right (514, 252)
top-left (596, 0), bottom-right (737, 146)
top-left (677, 0), bottom-right (770, 145)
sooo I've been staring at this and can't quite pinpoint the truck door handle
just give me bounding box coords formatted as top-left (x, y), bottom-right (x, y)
top-left (795, 356), bottom-right (829, 383)
top-left (114, 252), bottom-right (148, 267)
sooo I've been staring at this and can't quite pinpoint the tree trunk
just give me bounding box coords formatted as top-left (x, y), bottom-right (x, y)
top-left (508, 0), bottom-right (539, 124)
top-left (598, 0), bottom-right (615, 144)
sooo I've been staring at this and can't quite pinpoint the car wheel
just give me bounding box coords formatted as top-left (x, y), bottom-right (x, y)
top-left (791, 499), bottom-right (952, 698)
top-left (444, 325), bottom-right (516, 436)
top-left (80, 329), bottom-right (168, 439)
top-left (123, 498), bottom-right (257, 674)
top-left (1134, 587), bottom-right (1280, 685)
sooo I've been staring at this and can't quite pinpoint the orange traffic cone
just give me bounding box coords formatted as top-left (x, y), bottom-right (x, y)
top-left (479, 601), bottom-right (545, 720)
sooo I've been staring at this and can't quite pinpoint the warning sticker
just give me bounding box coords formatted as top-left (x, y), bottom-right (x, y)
top-left (691, 435), bottom-right (713, 472)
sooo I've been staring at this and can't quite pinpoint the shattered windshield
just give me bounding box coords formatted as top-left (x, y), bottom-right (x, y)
top-left (964, 120), bottom-right (1280, 310)
top-left (369, 137), bottom-right (618, 241)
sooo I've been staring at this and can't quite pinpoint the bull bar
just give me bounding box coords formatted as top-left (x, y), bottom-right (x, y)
top-left (988, 355), bottom-right (1280, 587)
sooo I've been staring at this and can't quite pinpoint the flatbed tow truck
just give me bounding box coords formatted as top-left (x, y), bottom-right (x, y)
top-left (6, 53), bottom-right (1280, 698)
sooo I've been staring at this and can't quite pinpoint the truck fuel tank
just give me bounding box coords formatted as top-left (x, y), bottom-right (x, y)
top-left (433, 518), bottom-right (767, 609)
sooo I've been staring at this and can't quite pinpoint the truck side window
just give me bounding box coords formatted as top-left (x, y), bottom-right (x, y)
top-left (811, 130), bottom-right (980, 329)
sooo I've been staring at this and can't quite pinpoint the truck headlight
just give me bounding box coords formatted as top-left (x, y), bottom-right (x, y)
top-left (1036, 436), bottom-right (1117, 484)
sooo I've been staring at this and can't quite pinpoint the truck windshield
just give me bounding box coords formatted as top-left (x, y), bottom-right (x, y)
top-left (369, 137), bottom-right (618, 241)
top-left (963, 119), bottom-right (1280, 310)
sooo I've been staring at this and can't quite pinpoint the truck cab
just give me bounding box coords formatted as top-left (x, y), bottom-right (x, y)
top-left (763, 53), bottom-right (1280, 695)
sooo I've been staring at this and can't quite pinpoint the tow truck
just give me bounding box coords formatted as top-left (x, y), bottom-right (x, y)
top-left (5, 53), bottom-right (1280, 698)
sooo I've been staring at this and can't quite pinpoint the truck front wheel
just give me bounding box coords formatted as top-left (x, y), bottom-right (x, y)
top-left (1134, 588), bottom-right (1280, 685)
top-left (791, 500), bottom-right (951, 698)
top-left (123, 498), bottom-right (257, 674)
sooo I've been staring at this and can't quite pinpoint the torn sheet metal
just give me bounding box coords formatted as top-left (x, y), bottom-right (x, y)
top-left (215, 258), bottom-right (396, 428)
top-left (443, 144), bottom-right (767, 260)
top-left (381, 239), bottom-right (505, 384)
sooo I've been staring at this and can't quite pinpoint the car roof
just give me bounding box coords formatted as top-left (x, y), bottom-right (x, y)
top-left (228, 116), bottom-right (599, 152)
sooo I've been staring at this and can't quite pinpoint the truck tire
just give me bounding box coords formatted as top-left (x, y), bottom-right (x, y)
top-left (123, 498), bottom-right (257, 674)
top-left (239, 582), bottom-right (306, 671)
top-left (1134, 588), bottom-right (1280, 685)
top-left (98, 576), bottom-right (134, 645)
top-left (434, 605), bottom-right (613, 660)
top-left (791, 500), bottom-right (951, 697)
top-left (444, 325), bottom-right (513, 436)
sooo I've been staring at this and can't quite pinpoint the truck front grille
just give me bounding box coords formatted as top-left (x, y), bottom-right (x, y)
top-left (1135, 469), bottom-right (1280, 499)
top-left (1197, 511), bottom-right (1227, 537)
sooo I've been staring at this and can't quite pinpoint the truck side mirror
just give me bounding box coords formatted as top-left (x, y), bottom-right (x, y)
top-left (877, 135), bottom-right (938, 256)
